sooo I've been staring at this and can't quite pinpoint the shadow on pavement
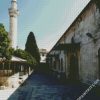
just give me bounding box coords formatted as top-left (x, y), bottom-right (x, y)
top-left (7, 63), bottom-right (100, 100)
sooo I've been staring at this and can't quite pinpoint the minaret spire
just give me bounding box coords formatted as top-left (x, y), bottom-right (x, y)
top-left (9, 0), bottom-right (19, 48)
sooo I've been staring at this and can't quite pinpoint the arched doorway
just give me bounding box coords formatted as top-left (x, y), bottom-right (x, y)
top-left (98, 48), bottom-right (100, 79)
top-left (69, 53), bottom-right (79, 81)
top-left (53, 60), bottom-right (56, 69)
top-left (58, 59), bottom-right (60, 71)
top-left (61, 58), bottom-right (63, 71)
top-left (56, 58), bottom-right (60, 71)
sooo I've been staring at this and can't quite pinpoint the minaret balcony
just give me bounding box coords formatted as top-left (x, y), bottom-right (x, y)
top-left (9, 8), bottom-right (19, 16)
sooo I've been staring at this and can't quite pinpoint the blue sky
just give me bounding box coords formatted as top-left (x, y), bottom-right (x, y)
top-left (0, 0), bottom-right (90, 51)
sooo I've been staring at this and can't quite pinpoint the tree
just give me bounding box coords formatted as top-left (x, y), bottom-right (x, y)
top-left (14, 49), bottom-right (37, 67)
top-left (0, 23), bottom-right (12, 60)
top-left (25, 32), bottom-right (40, 63)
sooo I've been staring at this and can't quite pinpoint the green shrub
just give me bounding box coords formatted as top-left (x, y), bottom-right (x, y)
top-left (14, 49), bottom-right (38, 68)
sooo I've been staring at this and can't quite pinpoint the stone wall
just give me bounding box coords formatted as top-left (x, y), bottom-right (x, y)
top-left (48, 1), bottom-right (100, 84)
top-left (63, 2), bottom-right (100, 83)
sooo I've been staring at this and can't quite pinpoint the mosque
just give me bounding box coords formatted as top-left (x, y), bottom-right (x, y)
top-left (0, 0), bottom-right (32, 89)
top-left (47, 0), bottom-right (100, 85)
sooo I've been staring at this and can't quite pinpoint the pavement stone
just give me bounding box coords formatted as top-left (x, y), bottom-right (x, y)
top-left (7, 73), bottom-right (100, 100)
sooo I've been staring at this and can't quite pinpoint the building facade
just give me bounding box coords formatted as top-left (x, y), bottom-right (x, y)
top-left (39, 49), bottom-right (47, 63)
top-left (47, 1), bottom-right (100, 84)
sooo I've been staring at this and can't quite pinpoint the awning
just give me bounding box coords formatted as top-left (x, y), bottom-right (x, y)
top-left (47, 54), bottom-right (59, 58)
top-left (11, 56), bottom-right (26, 62)
top-left (53, 43), bottom-right (80, 51)
top-left (0, 56), bottom-right (26, 62)
top-left (0, 56), bottom-right (27, 64)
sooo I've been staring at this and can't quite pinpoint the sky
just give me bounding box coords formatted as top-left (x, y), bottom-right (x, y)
top-left (0, 0), bottom-right (90, 51)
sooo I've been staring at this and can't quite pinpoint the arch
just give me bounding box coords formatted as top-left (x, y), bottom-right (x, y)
top-left (98, 48), bottom-right (100, 56)
top-left (98, 48), bottom-right (100, 79)
top-left (56, 58), bottom-right (60, 71)
top-left (55, 58), bottom-right (60, 71)
top-left (53, 60), bottom-right (56, 69)
top-left (61, 58), bottom-right (63, 71)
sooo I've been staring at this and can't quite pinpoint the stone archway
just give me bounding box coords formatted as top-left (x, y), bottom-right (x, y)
top-left (61, 58), bottom-right (63, 71)
top-left (98, 48), bottom-right (100, 79)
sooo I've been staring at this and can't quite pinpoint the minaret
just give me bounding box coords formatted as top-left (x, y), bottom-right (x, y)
top-left (9, 0), bottom-right (19, 48)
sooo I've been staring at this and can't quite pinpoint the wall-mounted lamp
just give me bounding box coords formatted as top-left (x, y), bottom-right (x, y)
top-left (86, 33), bottom-right (97, 43)
top-left (86, 33), bottom-right (93, 38)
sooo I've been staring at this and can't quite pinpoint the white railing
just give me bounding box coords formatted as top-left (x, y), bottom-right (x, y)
top-left (76, 79), bottom-right (100, 100)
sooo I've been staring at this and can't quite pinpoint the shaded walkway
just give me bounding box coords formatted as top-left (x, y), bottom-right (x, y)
top-left (8, 69), bottom-right (100, 100)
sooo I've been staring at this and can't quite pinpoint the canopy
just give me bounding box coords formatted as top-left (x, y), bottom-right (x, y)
top-left (53, 43), bottom-right (80, 51)
top-left (11, 56), bottom-right (26, 62)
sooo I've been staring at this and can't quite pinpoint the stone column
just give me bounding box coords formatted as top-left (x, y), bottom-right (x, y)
top-left (9, 0), bottom-right (19, 48)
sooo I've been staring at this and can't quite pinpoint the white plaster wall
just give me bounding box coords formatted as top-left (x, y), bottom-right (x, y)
top-left (59, 51), bottom-right (64, 72)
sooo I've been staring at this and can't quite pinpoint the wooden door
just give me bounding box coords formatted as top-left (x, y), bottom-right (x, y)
top-left (69, 53), bottom-right (79, 81)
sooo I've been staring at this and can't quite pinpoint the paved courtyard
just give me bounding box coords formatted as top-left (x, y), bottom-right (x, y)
top-left (7, 72), bottom-right (100, 100)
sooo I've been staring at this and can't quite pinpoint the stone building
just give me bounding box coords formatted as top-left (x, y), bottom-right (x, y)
top-left (47, 1), bottom-right (100, 84)
top-left (39, 49), bottom-right (47, 63)
top-left (0, 0), bottom-right (31, 89)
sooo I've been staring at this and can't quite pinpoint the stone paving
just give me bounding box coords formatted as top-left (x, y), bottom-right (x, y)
top-left (0, 73), bottom-right (30, 100)
top-left (7, 73), bottom-right (100, 100)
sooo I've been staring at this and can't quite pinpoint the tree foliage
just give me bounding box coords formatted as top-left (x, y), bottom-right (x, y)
top-left (14, 49), bottom-right (37, 67)
top-left (25, 32), bottom-right (40, 63)
top-left (0, 23), bottom-right (12, 60)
